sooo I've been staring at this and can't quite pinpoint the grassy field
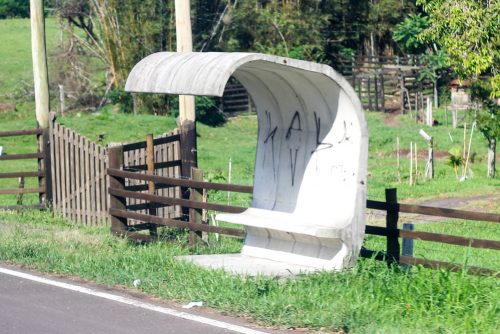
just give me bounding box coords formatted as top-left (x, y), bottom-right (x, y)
top-left (1, 18), bottom-right (499, 334)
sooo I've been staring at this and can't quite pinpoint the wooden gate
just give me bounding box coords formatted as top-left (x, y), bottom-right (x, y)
top-left (49, 114), bottom-right (108, 225)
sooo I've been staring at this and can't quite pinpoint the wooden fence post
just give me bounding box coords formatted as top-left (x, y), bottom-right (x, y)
top-left (146, 134), bottom-right (157, 238)
top-left (38, 128), bottom-right (52, 207)
top-left (179, 120), bottom-right (198, 225)
top-left (367, 77), bottom-right (372, 111)
top-left (386, 188), bottom-right (400, 264)
top-left (379, 73), bottom-right (385, 112)
top-left (108, 144), bottom-right (127, 235)
top-left (189, 167), bottom-right (204, 246)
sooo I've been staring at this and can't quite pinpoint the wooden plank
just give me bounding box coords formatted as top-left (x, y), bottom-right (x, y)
top-left (0, 171), bottom-right (44, 179)
top-left (399, 256), bottom-right (499, 277)
top-left (110, 208), bottom-right (245, 237)
top-left (108, 145), bottom-right (128, 235)
top-left (49, 115), bottom-right (57, 208)
top-left (84, 136), bottom-right (91, 225)
top-left (0, 129), bottom-right (43, 137)
top-left (79, 135), bottom-right (86, 224)
top-left (64, 127), bottom-right (71, 220)
top-left (100, 146), bottom-right (108, 224)
top-left (0, 153), bottom-right (45, 161)
top-left (365, 225), bottom-right (394, 237)
top-left (60, 126), bottom-right (67, 218)
top-left (399, 229), bottom-right (500, 250)
top-left (89, 141), bottom-right (96, 225)
top-left (0, 204), bottom-right (45, 210)
top-left (124, 183), bottom-right (176, 192)
top-left (365, 225), bottom-right (500, 249)
top-left (108, 188), bottom-right (247, 214)
top-left (146, 134), bottom-right (157, 237)
top-left (398, 203), bottom-right (500, 223)
top-left (0, 187), bottom-right (46, 195)
top-left (156, 143), bottom-right (164, 218)
top-left (189, 167), bottom-right (204, 245)
top-left (68, 129), bottom-right (76, 222)
top-left (122, 134), bottom-right (180, 152)
top-left (367, 200), bottom-right (500, 223)
top-left (386, 188), bottom-right (400, 263)
top-left (52, 123), bottom-right (61, 211)
top-left (127, 202), bottom-right (172, 211)
top-left (123, 159), bottom-right (183, 171)
top-left (107, 168), bottom-right (253, 193)
top-left (95, 143), bottom-right (102, 225)
top-left (74, 131), bottom-right (82, 224)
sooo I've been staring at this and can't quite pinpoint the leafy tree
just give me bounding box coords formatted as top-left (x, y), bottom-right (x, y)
top-left (214, 0), bottom-right (330, 62)
top-left (0, 0), bottom-right (29, 19)
top-left (393, 13), bottom-right (429, 54)
top-left (417, 0), bottom-right (499, 178)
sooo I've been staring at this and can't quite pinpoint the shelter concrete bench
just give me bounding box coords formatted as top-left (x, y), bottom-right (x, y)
top-left (125, 52), bottom-right (368, 276)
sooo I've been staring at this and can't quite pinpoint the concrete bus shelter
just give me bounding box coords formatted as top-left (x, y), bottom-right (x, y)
top-left (126, 52), bottom-right (368, 276)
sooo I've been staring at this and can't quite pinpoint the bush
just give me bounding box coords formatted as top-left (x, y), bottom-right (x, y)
top-left (0, 0), bottom-right (29, 19)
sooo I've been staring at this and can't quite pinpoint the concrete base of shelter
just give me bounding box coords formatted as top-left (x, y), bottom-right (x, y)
top-left (175, 254), bottom-right (322, 277)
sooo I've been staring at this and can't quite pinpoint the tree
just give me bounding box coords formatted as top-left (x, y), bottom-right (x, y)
top-left (0, 0), bottom-right (29, 18)
top-left (418, 0), bottom-right (499, 177)
top-left (213, 0), bottom-right (330, 62)
top-left (393, 13), bottom-right (429, 54)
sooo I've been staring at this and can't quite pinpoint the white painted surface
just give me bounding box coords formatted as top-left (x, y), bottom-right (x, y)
top-left (126, 52), bottom-right (368, 274)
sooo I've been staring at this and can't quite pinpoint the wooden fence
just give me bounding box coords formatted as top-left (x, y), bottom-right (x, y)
top-left (108, 171), bottom-right (500, 276)
top-left (121, 129), bottom-right (182, 224)
top-left (331, 54), bottom-right (435, 113)
top-left (0, 128), bottom-right (50, 210)
top-left (49, 113), bottom-right (181, 226)
top-left (220, 56), bottom-right (436, 115)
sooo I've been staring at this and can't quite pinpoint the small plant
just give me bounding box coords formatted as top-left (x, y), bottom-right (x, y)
top-left (445, 146), bottom-right (464, 179)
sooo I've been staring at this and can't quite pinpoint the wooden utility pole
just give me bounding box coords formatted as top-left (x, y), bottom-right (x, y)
top-left (30, 0), bottom-right (50, 129)
top-left (175, 0), bottom-right (198, 231)
top-left (175, 0), bottom-right (197, 178)
top-left (31, 0), bottom-right (52, 207)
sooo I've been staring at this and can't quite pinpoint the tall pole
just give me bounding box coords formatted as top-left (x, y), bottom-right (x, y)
top-left (30, 0), bottom-right (50, 129)
top-left (175, 0), bottom-right (196, 123)
top-left (175, 0), bottom-right (197, 229)
top-left (31, 0), bottom-right (52, 207)
top-left (175, 0), bottom-right (197, 176)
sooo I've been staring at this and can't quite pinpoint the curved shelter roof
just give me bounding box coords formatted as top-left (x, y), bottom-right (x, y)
top-left (125, 52), bottom-right (368, 261)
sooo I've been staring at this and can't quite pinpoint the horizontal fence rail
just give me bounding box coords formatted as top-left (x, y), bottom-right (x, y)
top-left (0, 171), bottom-right (44, 179)
top-left (367, 200), bottom-right (500, 223)
top-left (0, 127), bottom-right (49, 211)
top-left (0, 128), bottom-right (43, 137)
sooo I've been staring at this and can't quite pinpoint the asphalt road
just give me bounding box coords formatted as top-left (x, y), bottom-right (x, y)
top-left (0, 267), bottom-right (272, 334)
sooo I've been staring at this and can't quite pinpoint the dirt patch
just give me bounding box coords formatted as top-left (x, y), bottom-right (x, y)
top-left (397, 148), bottom-right (450, 160)
top-left (367, 193), bottom-right (499, 225)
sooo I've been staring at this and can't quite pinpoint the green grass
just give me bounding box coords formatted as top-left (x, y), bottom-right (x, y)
top-left (0, 18), bottom-right (59, 99)
top-left (0, 210), bottom-right (498, 333)
top-left (364, 219), bottom-right (500, 271)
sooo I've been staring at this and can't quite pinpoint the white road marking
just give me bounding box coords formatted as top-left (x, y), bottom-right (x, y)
top-left (0, 267), bottom-right (269, 334)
